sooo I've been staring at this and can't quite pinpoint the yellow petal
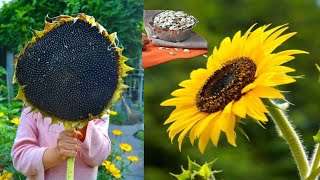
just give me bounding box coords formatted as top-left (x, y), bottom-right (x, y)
top-left (195, 112), bottom-right (220, 137)
top-left (164, 106), bottom-right (199, 124)
top-left (232, 31), bottom-right (241, 44)
top-left (179, 79), bottom-right (204, 89)
top-left (217, 102), bottom-right (236, 133)
top-left (265, 32), bottom-right (296, 54)
top-left (171, 88), bottom-right (196, 97)
top-left (262, 24), bottom-right (287, 40)
top-left (232, 97), bottom-right (247, 118)
top-left (225, 130), bottom-right (237, 147)
top-left (250, 86), bottom-right (285, 99)
top-left (168, 112), bottom-right (206, 133)
top-left (177, 123), bottom-right (195, 151)
top-left (241, 83), bottom-right (256, 94)
top-left (210, 123), bottom-right (221, 147)
top-left (161, 97), bottom-right (195, 106)
top-left (244, 94), bottom-right (268, 121)
top-left (190, 68), bottom-right (210, 80)
top-left (248, 93), bottom-right (268, 112)
top-left (198, 127), bottom-right (211, 154)
top-left (189, 122), bottom-right (201, 145)
top-left (260, 66), bottom-right (296, 75)
top-left (267, 75), bottom-right (296, 86)
top-left (169, 114), bottom-right (202, 143)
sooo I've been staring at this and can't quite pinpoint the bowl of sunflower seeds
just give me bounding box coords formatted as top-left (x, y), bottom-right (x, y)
top-left (149, 10), bottom-right (198, 42)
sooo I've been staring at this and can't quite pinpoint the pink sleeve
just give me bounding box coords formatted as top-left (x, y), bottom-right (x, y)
top-left (78, 115), bottom-right (111, 167)
top-left (11, 107), bottom-right (46, 179)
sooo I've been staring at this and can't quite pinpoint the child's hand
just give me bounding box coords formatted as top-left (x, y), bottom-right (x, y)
top-left (55, 130), bottom-right (81, 160)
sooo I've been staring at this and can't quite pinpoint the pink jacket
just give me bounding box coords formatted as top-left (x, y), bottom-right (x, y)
top-left (11, 107), bottom-right (111, 180)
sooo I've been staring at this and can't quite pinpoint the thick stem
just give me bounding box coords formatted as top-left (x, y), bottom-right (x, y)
top-left (264, 99), bottom-right (309, 179)
top-left (66, 157), bottom-right (75, 180)
top-left (307, 144), bottom-right (320, 180)
top-left (64, 123), bottom-right (75, 180)
top-left (306, 167), bottom-right (320, 180)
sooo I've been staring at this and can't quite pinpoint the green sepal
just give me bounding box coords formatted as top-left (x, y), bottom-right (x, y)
top-left (188, 156), bottom-right (201, 171)
top-left (192, 159), bottom-right (220, 180)
top-left (170, 166), bottom-right (191, 180)
top-left (316, 64), bottom-right (320, 82)
top-left (237, 124), bottom-right (250, 141)
top-left (171, 157), bottom-right (221, 180)
top-left (313, 129), bottom-right (320, 143)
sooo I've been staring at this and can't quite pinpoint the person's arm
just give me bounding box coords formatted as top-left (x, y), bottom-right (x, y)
top-left (77, 115), bottom-right (111, 167)
top-left (11, 107), bottom-right (47, 178)
top-left (11, 107), bottom-right (79, 179)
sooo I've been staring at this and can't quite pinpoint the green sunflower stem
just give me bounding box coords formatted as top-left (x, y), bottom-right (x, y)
top-left (64, 123), bottom-right (75, 180)
top-left (306, 167), bottom-right (320, 180)
top-left (66, 157), bottom-right (75, 180)
top-left (264, 99), bottom-right (309, 179)
top-left (306, 144), bottom-right (320, 180)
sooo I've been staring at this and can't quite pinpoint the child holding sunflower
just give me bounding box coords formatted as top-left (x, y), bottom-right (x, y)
top-left (11, 107), bottom-right (111, 180)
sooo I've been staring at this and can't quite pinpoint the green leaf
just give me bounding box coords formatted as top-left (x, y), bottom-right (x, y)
top-left (313, 130), bottom-right (320, 143)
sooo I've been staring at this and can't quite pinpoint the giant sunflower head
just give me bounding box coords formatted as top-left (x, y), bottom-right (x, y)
top-left (161, 24), bottom-right (308, 153)
top-left (13, 13), bottom-right (133, 129)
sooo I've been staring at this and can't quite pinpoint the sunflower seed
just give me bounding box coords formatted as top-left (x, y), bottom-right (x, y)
top-left (153, 10), bottom-right (197, 31)
top-left (152, 35), bottom-right (159, 39)
top-left (169, 51), bottom-right (175, 55)
top-left (166, 48), bottom-right (170, 50)
top-left (159, 47), bottom-right (164, 50)
top-left (175, 48), bottom-right (180, 52)
top-left (203, 54), bottom-right (208, 58)
top-left (183, 49), bottom-right (190, 53)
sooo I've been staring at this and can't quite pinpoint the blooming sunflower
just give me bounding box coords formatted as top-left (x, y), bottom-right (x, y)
top-left (161, 24), bottom-right (308, 153)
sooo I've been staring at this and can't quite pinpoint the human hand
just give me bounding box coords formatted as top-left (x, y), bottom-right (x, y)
top-left (55, 130), bottom-right (83, 160)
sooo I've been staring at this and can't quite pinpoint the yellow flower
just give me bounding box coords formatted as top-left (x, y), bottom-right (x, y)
top-left (119, 143), bottom-right (132, 152)
top-left (0, 112), bottom-right (4, 117)
top-left (109, 164), bottom-right (117, 173)
top-left (113, 173), bottom-right (122, 179)
top-left (127, 156), bottom-right (139, 162)
top-left (108, 110), bottom-right (118, 116)
top-left (112, 129), bottom-right (122, 136)
top-left (102, 160), bottom-right (111, 168)
top-left (0, 170), bottom-right (13, 180)
top-left (161, 24), bottom-right (308, 153)
top-left (11, 117), bottom-right (20, 125)
top-left (116, 156), bottom-right (122, 160)
top-left (112, 168), bottom-right (120, 175)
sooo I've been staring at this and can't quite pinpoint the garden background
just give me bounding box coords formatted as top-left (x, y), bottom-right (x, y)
top-left (0, 0), bottom-right (144, 179)
top-left (144, 0), bottom-right (320, 179)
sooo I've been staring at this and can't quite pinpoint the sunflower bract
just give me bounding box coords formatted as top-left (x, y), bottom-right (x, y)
top-left (161, 24), bottom-right (308, 153)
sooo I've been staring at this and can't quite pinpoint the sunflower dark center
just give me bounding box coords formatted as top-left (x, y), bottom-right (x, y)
top-left (16, 20), bottom-right (119, 121)
top-left (196, 57), bottom-right (256, 113)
